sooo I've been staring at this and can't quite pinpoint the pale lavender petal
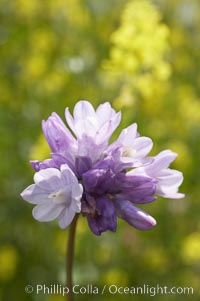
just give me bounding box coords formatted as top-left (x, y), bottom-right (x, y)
top-left (127, 166), bottom-right (146, 177)
top-left (65, 101), bottom-right (98, 139)
top-left (121, 156), bottom-right (153, 167)
top-left (73, 100), bottom-right (96, 121)
top-left (95, 111), bottom-right (121, 144)
top-left (32, 203), bottom-right (64, 222)
top-left (58, 207), bottom-right (76, 229)
top-left (73, 118), bottom-right (97, 138)
top-left (157, 169), bottom-right (184, 187)
top-left (145, 150), bottom-right (177, 175)
top-left (60, 164), bottom-right (83, 200)
top-left (156, 169), bottom-right (184, 199)
top-left (172, 193), bottom-right (185, 199)
top-left (131, 157), bottom-right (153, 167)
top-left (20, 184), bottom-right (48, 204)
top-left (34, 168), bottom-right (62, 192)
top-left (115, 199), bottom-right (156, 230)
top-left (65, 107), bottom-right (76, 134)
top-left (131, 137), bottom-right (153, 158)
top-left (70, 198), bottom-right (82, 212)
top-left (34, 167), bottom-right (61, 183)
top-left (117, 123), bottom-right (138, 144)
top-left (96, 102), bottom-right (117, 127)
top-left (156, 190), bottom-right (185, 199)
top-left (107, 125), bottom-right (152, 165)
top-left (60, 164), bottom-right (77, 184)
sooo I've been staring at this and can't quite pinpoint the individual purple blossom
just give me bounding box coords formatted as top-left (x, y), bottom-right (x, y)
top-left (129, 150), bottom-right (184, 199)
top-left (65, 101), bottom-right (121, 162)
top-left (42, 112), bottom-right (78, 167)
top-left (106, 123), bottom-right (153, 167)
top-left (21, 100), bottom-right (184, 235)
top-left (115, 200), bottom-right (156, 230)
top-left (21, 165), bottom-right (83, 228)
top-left (65, 101), bottom-right (121, 145)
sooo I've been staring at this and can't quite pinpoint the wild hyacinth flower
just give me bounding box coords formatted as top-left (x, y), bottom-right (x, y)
top-left (21, 100), bottom-right (184, 235)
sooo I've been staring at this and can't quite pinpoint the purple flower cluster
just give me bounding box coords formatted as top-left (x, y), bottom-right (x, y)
top-left (21, 101), bottom-right (184, 235)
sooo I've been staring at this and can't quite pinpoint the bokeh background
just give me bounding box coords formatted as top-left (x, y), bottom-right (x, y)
top-left (0, 0), bottom-right (200, 300)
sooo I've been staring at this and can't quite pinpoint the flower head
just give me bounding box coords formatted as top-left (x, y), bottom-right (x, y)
top-left (21, 100), bottom-right (184, 235)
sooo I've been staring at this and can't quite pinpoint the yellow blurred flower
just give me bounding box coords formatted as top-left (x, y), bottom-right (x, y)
top-left (0, 245), bottom-right (18, 281)
top-left (103, 269), bottom-right (128, 286)
top-left (182, 232), bottom-right (200, 264)
top-left (103, 0), bottom-right (171, 107)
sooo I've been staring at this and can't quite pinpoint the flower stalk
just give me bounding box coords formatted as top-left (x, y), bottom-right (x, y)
top-left (66, 213), bottom-right (79, 301)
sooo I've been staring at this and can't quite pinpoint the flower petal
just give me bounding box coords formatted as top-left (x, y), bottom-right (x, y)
top-left (77, 136), bottom-right (106, 163)
top-left (87, 196), bottom-right (117, 235)
top-left (58, 207), bottom-right (76, 229)
top-left (51, 153), bottom-right (76, 173)
top-left (96, 102), bottom-right (116, 126)
top-left (95, 111), bottom-right (121, 144)
top-left (156, 169), bottom-right (185, 199)
top-left (32, 203), bottom-right (64, 222)
top-left (30, 159), bottom-right (58, 172)
top-left (21, 184), bottom-right (50, 204)
top-left (115, 199), bottom-right (156, 230)
top-left (66, 101), bottom-right (121, 145)
top-left (65, 107), bottom-right (76, 135)
top-left (33, 168), bottom-right (62, 192)
top-left (117, 123), bottom-right (138, 144)
top-left (73, 119), bottom-right (97, 138)
top-left (75, 156), bottom-right (92, 176)
top-left (60, 164), bottom-right (83, 201)
top-left (65, 101), bottom-right (98, 139)
top-left (73, 100), bottom-right (96, 121)
top-left (157, 169), bottom-right (184, 187)
top-left (131, 137), bottom-right (153, 158)
top-left (145, 150), bottom-right (177, 175)
top-left (42, 112), bottom-right (76, 153)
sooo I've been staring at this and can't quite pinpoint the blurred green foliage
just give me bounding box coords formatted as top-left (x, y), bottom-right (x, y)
top-left (0, 0), bottom-right (200, 300)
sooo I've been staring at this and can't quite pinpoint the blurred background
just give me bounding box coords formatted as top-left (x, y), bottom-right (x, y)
top-left (0, 0), bottom-right (200, 300)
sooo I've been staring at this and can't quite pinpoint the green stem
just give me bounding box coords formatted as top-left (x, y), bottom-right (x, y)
top-left (66, 213), bottom-right (79, 301)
